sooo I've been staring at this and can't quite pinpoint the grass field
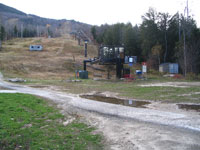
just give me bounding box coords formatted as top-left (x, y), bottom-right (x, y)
top-left (0, 93), bottom-right (102, 150)
top-left (19, 77), bottom-right (200, 103)
top-left (64, 79), bottom-right (200, 103)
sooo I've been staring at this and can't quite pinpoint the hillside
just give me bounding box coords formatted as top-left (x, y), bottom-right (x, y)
top-left (0, 3), bottom-right (92, 40)
top-left (0, 3), bottom-right (26, 15)
top-left (0, 36), bottom-right (98, 80)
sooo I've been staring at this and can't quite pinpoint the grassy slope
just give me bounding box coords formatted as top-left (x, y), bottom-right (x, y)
top-left (0, 36), bottom-right (98, 79)
top-left (0, 93), bottom-right (102, 150)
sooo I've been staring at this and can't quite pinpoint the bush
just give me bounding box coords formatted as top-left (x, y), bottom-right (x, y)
top-left (8, 41), bottom-right (14, 45)
top-left (185, 72), bottom-right (200, 80)
top-left (148, 69), bottom-right (160, 75)
top-left (23, 44), bottom-right (29, 48)
top-left (34, 39), bottom-right (42, 44)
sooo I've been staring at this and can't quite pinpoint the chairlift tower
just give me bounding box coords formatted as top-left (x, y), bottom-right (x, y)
top-left (98, 46), bottom-right (125, 78)
top-left (83, 45), bottom-right (136, 79)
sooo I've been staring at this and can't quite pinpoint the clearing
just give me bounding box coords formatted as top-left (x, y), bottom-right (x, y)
top-left (0, 36), bottom-right (200, 150)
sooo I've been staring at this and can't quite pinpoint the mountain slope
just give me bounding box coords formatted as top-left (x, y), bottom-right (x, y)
top-left (0, 3), bottom-right (26, 16)
top-left (0, 3), bottom-right (92, 40)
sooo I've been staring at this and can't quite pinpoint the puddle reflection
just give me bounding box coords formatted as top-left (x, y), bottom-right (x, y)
top-left (80, 95), bottom-right (151, 108)
top-left (177, 104), bottom-right (200, 112)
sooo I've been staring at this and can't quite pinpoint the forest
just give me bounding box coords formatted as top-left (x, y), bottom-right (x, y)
top-left (91, 8), bottom-right (200, 75)
top-left (0, 3), bottom-right (92, 41)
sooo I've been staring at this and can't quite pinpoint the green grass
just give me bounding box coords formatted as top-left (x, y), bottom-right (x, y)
top-left (120, 86), bottom-right (200, 102)
top-left (15, 76), bottom-right (200, 103)
top-left (14, 75), bottom-right (200, 103)
top-left (0, 93), bottom-right (102, 150)
top-left (60, 79), bottom-right (200, 103)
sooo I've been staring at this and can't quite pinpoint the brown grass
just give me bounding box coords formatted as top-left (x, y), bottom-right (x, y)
top-left (0, 35), bottom-right (99, 80)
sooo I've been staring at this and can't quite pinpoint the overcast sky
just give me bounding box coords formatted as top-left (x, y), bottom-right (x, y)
top-left (1, 0), bottom-right (200, 26)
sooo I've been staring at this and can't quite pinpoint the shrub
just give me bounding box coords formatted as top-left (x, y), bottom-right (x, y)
top-left (185, 72), bottom-right (200, 80)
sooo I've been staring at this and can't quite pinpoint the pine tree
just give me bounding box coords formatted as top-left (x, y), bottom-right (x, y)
top-left (14, 25), bottom-right (18, 37)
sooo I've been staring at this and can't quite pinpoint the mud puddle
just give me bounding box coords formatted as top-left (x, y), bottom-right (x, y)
top-left (0, 86), bottom-right (13, 90)
top-left (177, 104), bottom-right (200, 112)
top-left (80, 95), bottom-right (151, 108)
top-left (29, 85), bottom-right (48, 88)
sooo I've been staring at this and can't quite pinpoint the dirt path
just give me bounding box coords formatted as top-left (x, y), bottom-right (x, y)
top-left (0, 77), bottom-right (200, 150)
top-left (140, 81), bottom-right (200, 88)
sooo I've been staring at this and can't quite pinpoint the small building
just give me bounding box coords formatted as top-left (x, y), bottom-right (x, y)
top-left (29, 45), bottom-right (43, 51)
top-left (159, 63), bottom-right (179, 74)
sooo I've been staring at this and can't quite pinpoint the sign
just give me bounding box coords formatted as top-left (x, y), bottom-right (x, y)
top-left (142, 62), bottom-right (146, 66)
top-left (129, 57), bottom-right (133, 63)
top-left (142, 62), bottom-right (147, 73)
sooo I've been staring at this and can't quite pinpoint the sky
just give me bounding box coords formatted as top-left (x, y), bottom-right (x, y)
top-left (0, 0), bottom-right (200, 26)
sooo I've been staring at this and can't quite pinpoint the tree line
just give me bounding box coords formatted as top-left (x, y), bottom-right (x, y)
top-left (0, 24), bottom-right (59, 40)
top-left (91, 8), bottom-right (200, 75)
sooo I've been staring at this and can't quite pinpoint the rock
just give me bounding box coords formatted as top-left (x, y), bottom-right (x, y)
top-left (8, 78), bottom-right (26, 83)
top-left (163, 74), bottom-right (175, 77)
top-left (93, 78), bottom-right (101, 81)
top-left (63, 118), bottom-right (75, 126)
top-left (66, 79), bottom-right (82, 82)
top-left (72, 80), bottom-right (82, 82)
top-left (22, 124), bottom-right (32, 129)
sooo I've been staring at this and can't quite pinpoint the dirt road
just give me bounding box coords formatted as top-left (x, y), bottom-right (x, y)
top-left (0, 77), bottom-right (200, 150)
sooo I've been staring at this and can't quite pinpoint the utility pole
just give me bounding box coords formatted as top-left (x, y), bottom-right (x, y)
top-left (183, 0), bottom-right (189, 76)
top-left (186, 0), bottom-right (189, 19)
top-left (183, 20), bottom-right (187, 77)
top-left (178, 12), bottom-right (181, 41)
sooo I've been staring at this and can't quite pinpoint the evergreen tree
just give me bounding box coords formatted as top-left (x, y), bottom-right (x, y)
top-left (91, 26), bottom-right (97, 41)
top-left (14, 25), bottom-right (18, 37)
top-left (140, 8), bottom-right (159, 60)
top-left (0, 25), bottom-right (6, 41)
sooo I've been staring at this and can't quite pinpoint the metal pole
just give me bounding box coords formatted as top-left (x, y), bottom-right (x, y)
top-left (116, 58), bottom-right (122, 79)
top-left (187, 0), bottom-right (189, 19)
top-left (183, 25), bottom-right (187, 76)
top-left (85, 41), bottom-right (87, 57)
top-left (84, 61), bottom-right (86, 71)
